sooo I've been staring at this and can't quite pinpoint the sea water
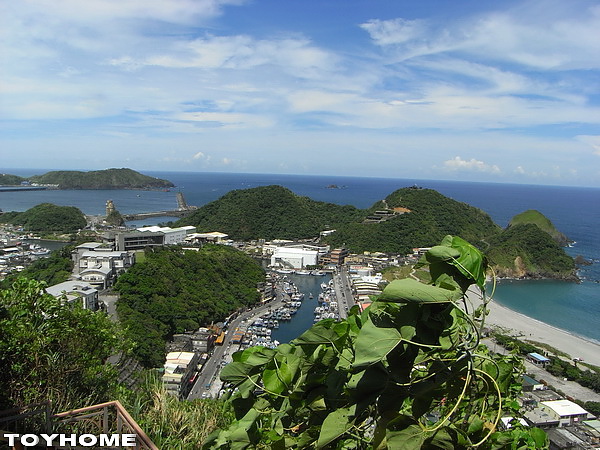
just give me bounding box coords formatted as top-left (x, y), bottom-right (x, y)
top-left (1, 170), bottom-right (598, 341)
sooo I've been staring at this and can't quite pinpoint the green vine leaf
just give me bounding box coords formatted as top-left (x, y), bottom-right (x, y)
top-left (378, 278), bottom-right (462, 303)
top-left (316, 405), bottom-right (356, 448)
top-left (353, 317), bottom-right (403, 368)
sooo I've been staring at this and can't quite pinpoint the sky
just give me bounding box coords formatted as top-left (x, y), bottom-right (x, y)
top-left (1, 0), bottom-right (600, 186)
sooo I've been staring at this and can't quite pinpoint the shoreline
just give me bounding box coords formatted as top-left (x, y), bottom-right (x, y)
top-left (467, 289), bottom-right (600, 368)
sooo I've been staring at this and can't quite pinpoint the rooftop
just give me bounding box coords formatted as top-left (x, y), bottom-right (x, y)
top-left (541, 399), bottom-right (590, 417)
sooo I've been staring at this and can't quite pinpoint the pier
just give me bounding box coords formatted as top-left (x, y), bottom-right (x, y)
top-left (116, 192), bottom-right (196, 221)
top-left (122, 209), bottom-right (195, 221)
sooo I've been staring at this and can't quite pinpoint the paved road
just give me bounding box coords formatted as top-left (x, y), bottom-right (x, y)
top-left (331, 266), bottom-right (355, 319)
top-left (187, 284), bottom-right (288, 400)
top-left (483, 338), bottom-right (600, 403)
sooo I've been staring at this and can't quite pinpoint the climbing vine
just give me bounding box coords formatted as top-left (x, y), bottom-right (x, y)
top-left (204, 236), bottom-right (547, 449)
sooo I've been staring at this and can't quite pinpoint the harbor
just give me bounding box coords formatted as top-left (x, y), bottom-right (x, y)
top-left (187, 269), bottom-right (353, 400)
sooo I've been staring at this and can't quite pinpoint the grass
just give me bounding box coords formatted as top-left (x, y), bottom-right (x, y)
top-left (524, 340), bottom-right (570, 359)
top-left (120, 373), bottom-right (230, 449)
top-left (381, 265), bottom-right (413, 282)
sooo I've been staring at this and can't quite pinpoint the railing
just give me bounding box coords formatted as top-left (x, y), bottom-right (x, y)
top-left (0, 401), bottom-right (53, 434)
top-left (0, 400), bottom-right (157, 450)
top-left (54, 401), bottom-right (158, 449)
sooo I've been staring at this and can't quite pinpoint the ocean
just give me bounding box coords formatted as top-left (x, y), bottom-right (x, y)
top-left (1, 170), bottom-right (599, 342)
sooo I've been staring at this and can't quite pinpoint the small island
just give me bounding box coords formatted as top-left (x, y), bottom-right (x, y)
top-left (0, 168), bottom-right (174, 190)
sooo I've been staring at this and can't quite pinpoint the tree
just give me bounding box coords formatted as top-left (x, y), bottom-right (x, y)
top-left (205, 236), bottom-right (548, 449)
top-left (0, 278), bottom-right (127, 411)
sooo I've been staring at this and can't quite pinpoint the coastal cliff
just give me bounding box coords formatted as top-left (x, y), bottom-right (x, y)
top-left (486, 223), bottom-right (577, 281)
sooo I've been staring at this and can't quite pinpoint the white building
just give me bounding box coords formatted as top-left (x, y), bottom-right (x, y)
top-left (137, 226), bottom-right (196, 245)
top-left (270, 246), bottom-right (319, 269)
top-left (46, 281), bottom-right (99, 310)
top-left (72, 245), bottom-right (136, 289)
top-left (163, 351), bottom-right (199, 399)
top-left (540, 400), bottom-right (593, 427)
top-left (185, 231), bottom-right (229, 244)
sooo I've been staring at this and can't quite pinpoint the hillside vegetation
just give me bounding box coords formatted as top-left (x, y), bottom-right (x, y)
top-left (177, 185), bottom-right (365, 241)
top-left (28, 168), bottom-right (174, 189)
top-left (510, 209), bottom-right (570, 246)
top-left (1, 203), bottom-right (86, 233)
top-left (486, 223), bottom-right (577, 279)
top-left (175, 184), bottom-right (576, 279)
top-left (0, 173), bottom-right (25, 185)
top-left (115, 245), bottom-right (265, 367)
top-left (326, 187), bottom-right (501, 254)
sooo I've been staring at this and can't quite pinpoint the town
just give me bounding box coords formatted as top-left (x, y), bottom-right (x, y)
top-left (2, 205), bottom-right (600, 449)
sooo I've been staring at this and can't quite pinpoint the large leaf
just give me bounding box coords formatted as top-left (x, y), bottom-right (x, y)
top-left (294, 321), bottom-right (342, 346)
top-left (425, 245), bottom-right (461, 262)
top-left (263, 359), bottom-right (293, 395)
top-left (316, 405), bottom-right (356, 448)
top-left (442, 235), bottom-right (487, 289)
top-left (221, 361), bottom-right (257, 383)
top-left (385, 424), bottom-right (426, 449)
top-left (353, 317), bottom-right (403, 368)
top-left (233, 345), bottom-right (276, 366)
top-left (378, 278), bottom-right (462, 304)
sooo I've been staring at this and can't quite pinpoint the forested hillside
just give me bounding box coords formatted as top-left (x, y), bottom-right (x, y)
top-left (509, 209), bottom-right (570, 246)
top-left (0, 173), bottom-right (25, 185)
top-left (486, 223), bottom-right (577, 279)
top-left (28, 168), bottom-right (174, 189)
top-left (115, 245), bottom-right (265, 367)
top-left (324, 187), bottom-right (501, 253)
top-left (0, 203), bottom-right (86, 233)
top-left (177, 185), bottom-right (365, 240)
top-left (175, 184), bottom-right (575, 279)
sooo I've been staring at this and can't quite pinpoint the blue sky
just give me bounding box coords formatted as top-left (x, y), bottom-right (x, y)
top-left (1, 0), bottom-right (600, 186)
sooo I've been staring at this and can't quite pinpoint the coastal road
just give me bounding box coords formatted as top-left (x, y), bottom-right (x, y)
top-left (187, 283), bottom-right (288, 400)
top-left (482, 338), bottom-right (600, 403)
top-left (332, 266), bottom-right (355, 319)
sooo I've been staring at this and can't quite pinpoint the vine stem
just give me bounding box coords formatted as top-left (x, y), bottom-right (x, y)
top-left (421, 360), bottom-right (472, 434)
top-left (470, 368), bottom-right (503, 447)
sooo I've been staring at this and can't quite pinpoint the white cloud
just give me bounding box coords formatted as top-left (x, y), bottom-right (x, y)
top-left (192, 152), bottom-right (205, 160)
top-left (443, 157), bottom-right (501, 174)
top-left (576, 135), bottom-right (600, 156)
top-left (360, 18), bottom-right (427, 45)
top-left (361, 3), bottom-right (600, 70)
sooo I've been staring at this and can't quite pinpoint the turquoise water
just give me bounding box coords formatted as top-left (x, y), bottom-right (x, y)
top-left (493, 279), bottom-right (600, 343)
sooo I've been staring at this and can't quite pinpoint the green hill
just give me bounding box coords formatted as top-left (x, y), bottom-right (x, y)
top-left (0, 173), bottom-right (25, 185)
top-left (115, 245), bottom-right (265, 367)
top-left (0, 203), bottom-right (86, 233)
top-left (28, 168), bottom-right (174, 189)
top-left (325, 187), bottom-right (502, 254)
top-left (176, 185), bottom-right (365, 241)
top-left (175, 184), bottom-right (575, 279)
top-left (509, 209), bottom-right (570, 246)
top-left (486, 223), bottom-right (576, 280)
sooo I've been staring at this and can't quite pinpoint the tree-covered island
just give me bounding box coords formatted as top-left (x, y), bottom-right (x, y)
top-left (0, 168), bottom-right (174, 190)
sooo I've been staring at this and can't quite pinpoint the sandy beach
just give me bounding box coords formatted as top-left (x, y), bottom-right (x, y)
top-left (467, 289), bottom-right (600, 368)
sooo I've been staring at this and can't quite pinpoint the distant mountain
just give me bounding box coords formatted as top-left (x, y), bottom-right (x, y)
top-left (326, 187), bottom-right (501, 254)
top-left (509, 209), bottom-right (570, 246)
top-left (28, 168), bottom-right (174, 190)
